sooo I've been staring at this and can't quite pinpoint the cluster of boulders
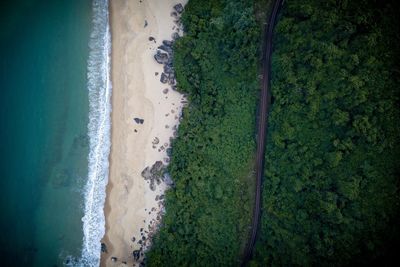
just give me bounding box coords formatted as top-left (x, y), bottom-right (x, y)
top-left (141, 161), bottom-right (175, 191)
top-left (127, 197), bottom-right (166, 265)
top-left (154, 3), bottom-right (184, 89)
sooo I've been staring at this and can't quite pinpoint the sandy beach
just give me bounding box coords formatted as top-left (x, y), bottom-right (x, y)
top-left (101, 0), bottom-right (187, 266)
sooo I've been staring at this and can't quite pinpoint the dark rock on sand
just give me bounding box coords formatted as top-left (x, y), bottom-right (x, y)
top-left (154, 51), bottom-right (168, 64)
top-left (133, 250), bottom-right (141, 261)
top-left (163, 173), bottom-right (174, 186)
top-left (158, 45), bottom-right (173, 54)
top-left (152, 137), bottom-right (160, 145)
top-left (168, 78), bottom-right (176, 86)
top-left (173, 3), bottom-right (184, 13)
top-left (101, 243), bottom-right (108, 253)
top-left (148, 36), bottom-right (156, 42)
top-left (141, 161), bottom-right (166, 191)
top-left (160, 72), bottom-right (169, 84)
top-left (164, 64), bottom-right (174, 74)
top-left (162, 40), bottom-right (173, 47)
top-left (166, 147), bottom-right (172, 156)
top-left (111, 257), bottom-right (117, 262)
top-left (134, 118), bottom-right (144, 124)
top-left (172, 32), bottom-right (180, 40)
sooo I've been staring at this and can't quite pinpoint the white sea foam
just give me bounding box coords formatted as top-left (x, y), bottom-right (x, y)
top-left (75, 0), bottom-right (111, 266)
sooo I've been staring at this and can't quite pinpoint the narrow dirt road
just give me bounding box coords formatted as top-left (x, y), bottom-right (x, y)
top-left (241, 0), bottom-right (283, 265)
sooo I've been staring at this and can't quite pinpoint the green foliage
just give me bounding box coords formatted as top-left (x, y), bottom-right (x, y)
top-left (254, 0), bottom-right (400, 265)
top-left (146, 0), bottom-right (261, 266)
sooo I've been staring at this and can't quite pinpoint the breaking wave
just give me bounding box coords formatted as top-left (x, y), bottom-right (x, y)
top-left (76, 0), bottom-right (111, 266)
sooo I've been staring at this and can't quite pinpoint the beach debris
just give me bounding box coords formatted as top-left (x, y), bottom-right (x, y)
top-left (148, 36), bottom-right (156, 42)
top-left (111, 257), bottom-right (117, 262)
top-left (144, 20), bottom-right (148, 27)
top-left (101, 243), bottom-right (108, 253)
top-left (134, 117), bottom-right (144, 124)
top-left (173, 3), bottom-right (184, 13)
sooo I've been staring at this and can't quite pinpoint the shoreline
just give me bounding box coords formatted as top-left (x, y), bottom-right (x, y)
top-left (101, 1), bottom-right (187, 266)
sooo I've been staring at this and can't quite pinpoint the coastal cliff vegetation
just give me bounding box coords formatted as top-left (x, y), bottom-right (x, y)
top-left (147, 0), bottom-right (261, 266)
top-left (253, 0), bottom-right (400, 266)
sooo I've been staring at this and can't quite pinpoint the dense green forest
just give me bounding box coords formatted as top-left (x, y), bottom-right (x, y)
top-left (252, 0), bottom-right (400, 266)
top-left (147, 0), bottom-right (261, 266)
top-left (147, 0), bottom-right (399, 266)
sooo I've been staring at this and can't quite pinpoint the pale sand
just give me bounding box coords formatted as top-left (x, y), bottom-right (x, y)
top-left (102, 0), bottom-right (187, 266)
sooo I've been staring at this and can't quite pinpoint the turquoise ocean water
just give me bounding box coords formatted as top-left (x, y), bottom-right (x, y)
top-left (0, 0), bottom-right (111, 266)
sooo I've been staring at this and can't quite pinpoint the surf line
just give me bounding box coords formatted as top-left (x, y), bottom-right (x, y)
top-left (81, 0), bottom-right (111, 266)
